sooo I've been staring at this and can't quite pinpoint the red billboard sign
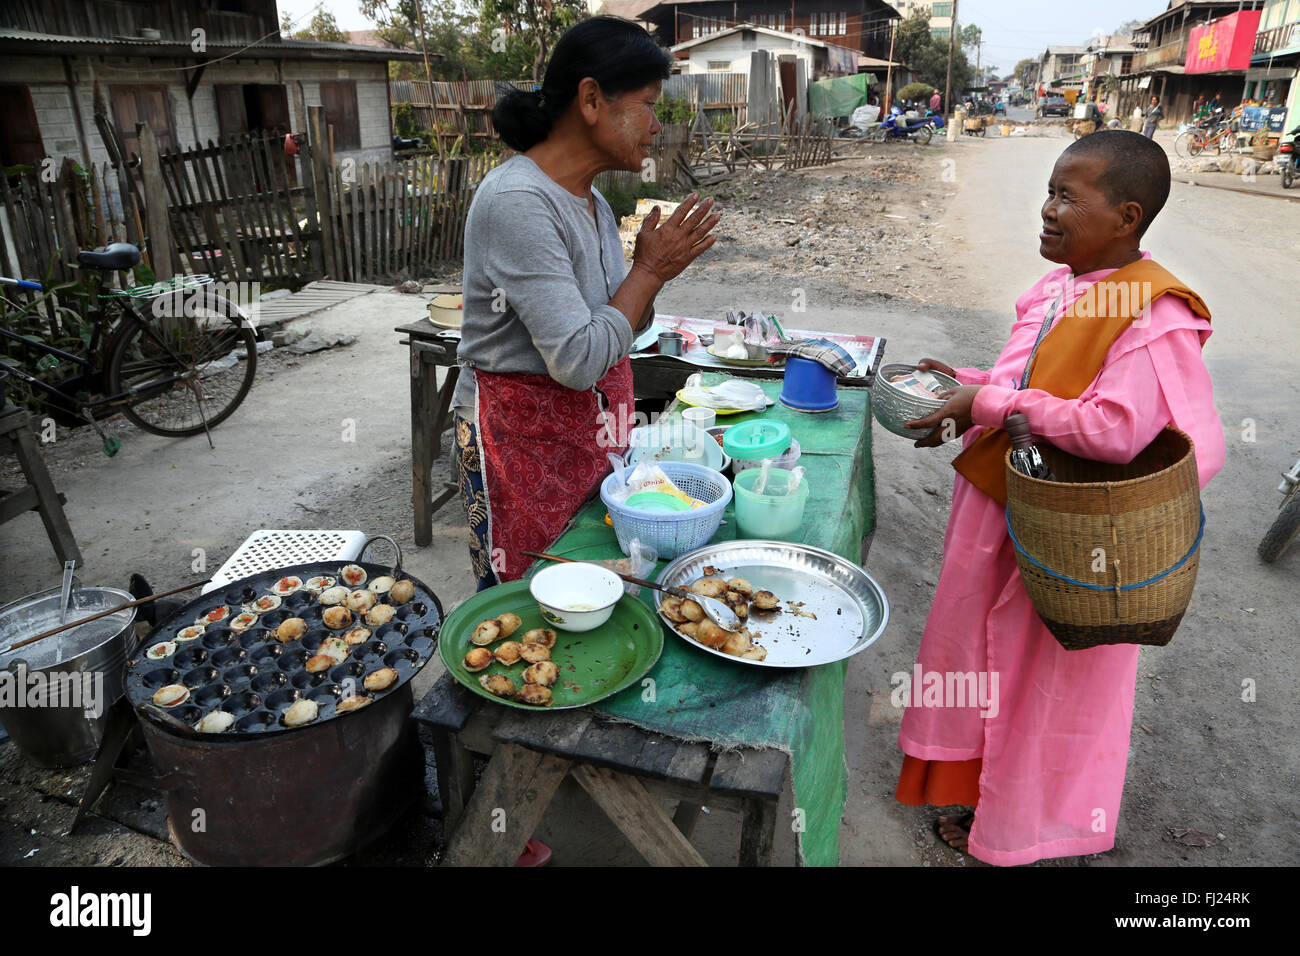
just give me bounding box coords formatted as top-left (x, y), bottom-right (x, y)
top-left (1186, 10), bottom-right (1262, 73)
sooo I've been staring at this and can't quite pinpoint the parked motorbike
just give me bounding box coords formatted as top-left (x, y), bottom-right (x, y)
top-left (867, 107), bottom-right (933, 145)
top-left (1277, 124), bottom-right (1299, 189)
top-left (1259, 454), bottom-right (1300, 562)
top-left (924, 109), bottom-right (946, 133)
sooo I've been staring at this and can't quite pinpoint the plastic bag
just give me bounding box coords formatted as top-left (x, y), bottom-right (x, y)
top-left (593, 538), bottom-right (659, 596)
top-left (680, 373), bottom-right (768, 412)
top-left (606, 460), bottom-right (704, 508)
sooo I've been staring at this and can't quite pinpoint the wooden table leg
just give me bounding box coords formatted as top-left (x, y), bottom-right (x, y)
top-left (440, 742), bottom-right (571, 867)
top-left (410, 344), bottom-right (439, 546)
top-left (738, 797), bottom-right (777, 867)
top-left (571, 763), bottom-right (708, 866)
top-left (671, 801), bottom-right (703, 839)
top-left (429, 728), bottom-right (477, 832)
top-left (11, 419), bottom-right (82, 565)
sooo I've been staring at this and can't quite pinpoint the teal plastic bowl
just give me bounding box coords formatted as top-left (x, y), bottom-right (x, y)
top-left (732, 467), bottom-right (810, 540)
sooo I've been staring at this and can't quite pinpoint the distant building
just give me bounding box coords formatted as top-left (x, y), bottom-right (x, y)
top-left (891, 0), bottom-right (955, 42)
top-left (1250, 0), bottom-right (1299, 131)
top-left (1082, 34), bottom-right (1138, 113)
top-left (636, 1), bottom-right (899, 60)
top-left (1038, 45), bottom-right (1087, 93)
top-left (671, 24), bottom-right (859, 78)
top-left (0, 0), bottom-right (425, 171)
top-left (1117, 0), bottom-right (1267, 125)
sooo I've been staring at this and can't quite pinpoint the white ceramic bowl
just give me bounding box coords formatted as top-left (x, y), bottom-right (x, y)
top-left (528, 563), bottom-right (624, 632)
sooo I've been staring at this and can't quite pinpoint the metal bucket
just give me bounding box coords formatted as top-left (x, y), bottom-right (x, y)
top-left (135, 682), bottom-right (423, 866)
top-left (0, 586), bottom-right (137, 767)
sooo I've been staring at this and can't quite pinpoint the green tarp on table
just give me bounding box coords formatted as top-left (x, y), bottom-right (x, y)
top-left (809, 72), bottom-right (879, 119)
top-left (540, 377), bottom-right (877, 866)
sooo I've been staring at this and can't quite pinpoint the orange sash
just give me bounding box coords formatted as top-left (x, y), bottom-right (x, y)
top-left (952, 258), bottom-right (1210, 505)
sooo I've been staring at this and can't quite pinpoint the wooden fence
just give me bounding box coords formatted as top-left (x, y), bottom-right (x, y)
top-left (324, 153), bottom-right (499, 281)
top-left (392, 79), bottom-right (531, 149)
top-left (0, 104), bottom-right (503, 295)
top-left (0, 159), bottom-right (135, 288)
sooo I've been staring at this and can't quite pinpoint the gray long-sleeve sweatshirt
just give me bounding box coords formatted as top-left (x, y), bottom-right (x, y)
top-left (452, 155), bottom-right (637, 418)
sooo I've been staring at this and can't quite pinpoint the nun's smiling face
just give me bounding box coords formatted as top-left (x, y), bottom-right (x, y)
top-left (1039, 152), bottom-right (1133, 275)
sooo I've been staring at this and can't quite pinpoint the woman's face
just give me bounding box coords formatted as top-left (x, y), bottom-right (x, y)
top-left (594, 80), bottom-right (664, 171)
top-left (1039, 152), bottom-right (1128, 271)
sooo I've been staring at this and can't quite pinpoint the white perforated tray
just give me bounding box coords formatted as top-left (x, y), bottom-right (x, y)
top-left (203, 530), bottom-right (369, 593)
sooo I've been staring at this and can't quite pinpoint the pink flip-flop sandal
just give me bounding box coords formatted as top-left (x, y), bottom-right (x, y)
top-left (514, 839), bottom-right (553, 867)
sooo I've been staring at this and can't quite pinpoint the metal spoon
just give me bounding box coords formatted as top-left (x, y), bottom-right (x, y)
top-left (522, 551), bottom-right (742, 632)
top-left (58, 560), bottom-right (76, 625)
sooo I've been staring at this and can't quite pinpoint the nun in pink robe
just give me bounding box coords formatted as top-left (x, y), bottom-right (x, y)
top-left (896, 251), bottom-right (1224, 866)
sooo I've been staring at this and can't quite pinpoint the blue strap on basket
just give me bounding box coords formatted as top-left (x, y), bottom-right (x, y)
top-left (1004, 506), bottom-right (1205, 591)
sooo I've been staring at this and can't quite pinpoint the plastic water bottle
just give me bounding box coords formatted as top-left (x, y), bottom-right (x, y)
top-left (1006, 413), bottom-right (1056, 481)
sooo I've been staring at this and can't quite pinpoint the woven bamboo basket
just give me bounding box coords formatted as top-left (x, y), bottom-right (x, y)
top-left (1005, 427), bottom-right (1203, 651)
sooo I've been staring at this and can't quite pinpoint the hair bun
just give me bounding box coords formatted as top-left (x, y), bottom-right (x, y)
top-left (493, 84), bottom-right (553, 152)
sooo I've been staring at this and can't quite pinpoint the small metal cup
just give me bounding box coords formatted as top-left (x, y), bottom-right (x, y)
top-left (658, 331), bottom-right (685, 356)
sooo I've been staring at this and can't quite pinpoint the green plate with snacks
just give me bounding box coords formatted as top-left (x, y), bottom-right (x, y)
top-left (439, 579), bottom-right (663, 710)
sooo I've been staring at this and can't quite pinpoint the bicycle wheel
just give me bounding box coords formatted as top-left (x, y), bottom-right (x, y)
top-left (1258, 486), bottom-right (1300, 563)
top-left (106, 287), bottom-right (256, 437)
top-left (1175, 131), bottom-right (1197, 158)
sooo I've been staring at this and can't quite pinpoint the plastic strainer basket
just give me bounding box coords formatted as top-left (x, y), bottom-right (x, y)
top-left (601, 462), bottom-right (732, 559)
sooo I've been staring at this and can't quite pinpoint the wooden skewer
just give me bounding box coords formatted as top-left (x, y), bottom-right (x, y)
top-left (4, 579), bottom-right (210, 654)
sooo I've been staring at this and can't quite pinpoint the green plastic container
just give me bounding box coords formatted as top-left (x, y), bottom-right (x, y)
top-left (732, 467), bottom-right (809, 540)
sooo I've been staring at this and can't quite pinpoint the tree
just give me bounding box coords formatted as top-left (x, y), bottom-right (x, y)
top-left (960, 23), bottom-right (981, 55)
top-left (295, 10), bottom-right (349, 43)
top-left (359, 0), bottom-right (588, 82)
top-left (1112, 18), bottom-right (1145, 37)
top-left (1012, 57), bottom-right (1036, 88)
top-left (895, 10), bottom-right (973, 95)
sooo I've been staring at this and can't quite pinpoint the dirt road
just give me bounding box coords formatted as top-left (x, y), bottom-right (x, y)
top-left (2, 128), bottom-right (1295, 867)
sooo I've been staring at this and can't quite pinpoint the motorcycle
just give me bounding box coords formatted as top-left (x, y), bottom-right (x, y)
top-left (867, 106), bottom-right (933, 145)
top-left (1259, 454), bottom-right (1300, 562)
top-left (1277, 124), bottom-right (1299, 189)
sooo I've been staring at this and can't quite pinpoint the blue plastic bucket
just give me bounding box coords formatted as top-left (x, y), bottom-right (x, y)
top-left (779, 356), bottom-right (838, 412)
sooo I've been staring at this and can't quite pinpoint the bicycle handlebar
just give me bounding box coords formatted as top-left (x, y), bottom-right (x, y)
top-left (0, 277), bottom-right (43, 291)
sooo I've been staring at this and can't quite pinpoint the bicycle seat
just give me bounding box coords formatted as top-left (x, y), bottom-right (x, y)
top-left (76, 243), bottom-right (142, 271)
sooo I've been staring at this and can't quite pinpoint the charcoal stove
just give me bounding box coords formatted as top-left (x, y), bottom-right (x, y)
top-left (110, 536), bottom-right (443, 865)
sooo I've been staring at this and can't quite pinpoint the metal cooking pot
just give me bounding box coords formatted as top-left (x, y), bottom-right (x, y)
top-left (0, 585), bottom-right (137, 767)
top-left (133, 682), bottom-right (423, 866)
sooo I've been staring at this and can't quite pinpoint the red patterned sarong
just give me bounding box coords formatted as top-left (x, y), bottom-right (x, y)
top-left (474, 358), bottom-right (633, 582)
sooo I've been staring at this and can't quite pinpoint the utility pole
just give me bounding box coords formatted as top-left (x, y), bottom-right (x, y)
top-left (884, 18), bottom-right (897, 113)
top-left (944, 0), bottom-right (959, 115)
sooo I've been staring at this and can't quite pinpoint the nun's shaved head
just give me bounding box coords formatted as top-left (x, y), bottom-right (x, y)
top-left (1062, 130), bottom-right (1171, 238)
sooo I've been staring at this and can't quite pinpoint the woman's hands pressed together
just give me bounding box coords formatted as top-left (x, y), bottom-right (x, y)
top-left (631, 194), bottom-right (721, 283)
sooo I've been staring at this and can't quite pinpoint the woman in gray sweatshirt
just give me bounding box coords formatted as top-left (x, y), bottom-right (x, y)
top-left (455, 16), bottom-right (720, 589)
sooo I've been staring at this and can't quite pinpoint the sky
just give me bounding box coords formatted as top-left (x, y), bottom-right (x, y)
top-left (276, 0), bottom-right (1176, 76)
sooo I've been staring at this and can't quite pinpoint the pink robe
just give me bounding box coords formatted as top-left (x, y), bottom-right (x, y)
top-left (898, 252), bottom-right (1224, 866)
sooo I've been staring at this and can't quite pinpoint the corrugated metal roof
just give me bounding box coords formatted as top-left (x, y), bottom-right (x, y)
top-left (0, 28), bottom-right (429, 59)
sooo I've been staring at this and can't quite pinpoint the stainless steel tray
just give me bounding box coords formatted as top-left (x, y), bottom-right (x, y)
top-left (655, 541), bottom-right (889, 668)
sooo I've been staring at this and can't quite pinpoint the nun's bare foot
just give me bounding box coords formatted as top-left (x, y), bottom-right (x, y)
top-left (936, 811), bottom-right (974, 851)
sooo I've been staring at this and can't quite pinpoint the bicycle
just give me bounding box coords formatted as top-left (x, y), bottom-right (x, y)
top-left (1258, 454), bottom-right (1300, 563)
top-left (0, 243), bottom-right (256, 453)
top-left (1174, 119), bottom-right (1237, 158)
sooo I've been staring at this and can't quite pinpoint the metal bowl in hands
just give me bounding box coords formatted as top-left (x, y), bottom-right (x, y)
top-left (871, 362), bottom-right (962, 438)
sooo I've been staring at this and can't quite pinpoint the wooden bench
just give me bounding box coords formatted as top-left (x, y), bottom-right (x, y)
top-left (414, 671), bottom-right (790, 866)
top-left (0, 405), bottom-right (82, 565)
